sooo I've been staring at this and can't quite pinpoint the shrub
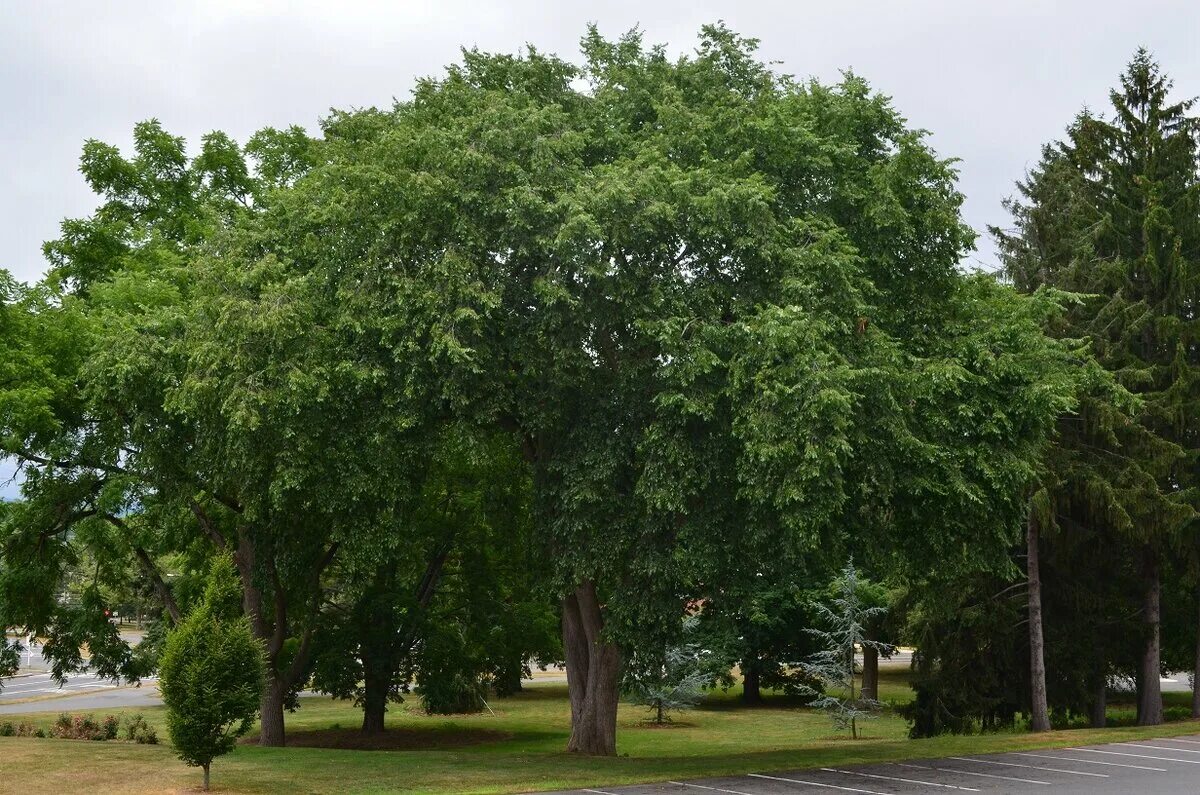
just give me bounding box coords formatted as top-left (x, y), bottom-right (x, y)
top-left (124, 714), bottom-right (150, 741)
top-left (102, 715), bottom-right (120, 740)
top-left (159, 556), bottom-right (264, 791)
top-left (0, 722), bottom-right (13, 737)
top-left (51, 713), bottom-right (107, 740)
top-left (122, 714), bottom-right (159, 744)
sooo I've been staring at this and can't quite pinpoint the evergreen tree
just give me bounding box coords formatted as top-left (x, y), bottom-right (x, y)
top-left (798, 562), bottom-right (889, 739)
top-left (159, 556), bottom-right (265, 792)
top-left (624, 617), bottom-right (713, 724)
top-left (995, 50), bottom-right (1200, 726)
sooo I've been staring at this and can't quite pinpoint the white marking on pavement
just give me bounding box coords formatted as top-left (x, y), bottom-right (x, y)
top-left (582, 789), bottom-right (620, 795)
top-left (748, 772), bottom-right (887, 794)
top-left (894, 762), bottom-right (1050, 785)
top-left (1158, 737), bottom-right (1200, 746)
top-left (670, 781), bottom-right (757, 795)
top-left (947, 756), bottom-right (1107, 777)
top-left (1071, 748), bottom-right (1200, 764)
top-left (1013, 752), bottom-right (1166, 771)
top-left (820, 767), bottom-right (980, 791)
top-left (1118, 742), bottom-right (1200, 755)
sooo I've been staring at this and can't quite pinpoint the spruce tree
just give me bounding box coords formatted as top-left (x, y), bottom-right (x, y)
top-left (995, 50), bottom-right (1199, 726)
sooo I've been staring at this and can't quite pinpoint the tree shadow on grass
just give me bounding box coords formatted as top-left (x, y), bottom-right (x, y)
top-left (240, 725), bottom-right (518, 751)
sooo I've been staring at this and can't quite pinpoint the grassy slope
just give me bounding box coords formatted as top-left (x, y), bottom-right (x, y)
top-left (1, 671), bottom-right (1198, 794)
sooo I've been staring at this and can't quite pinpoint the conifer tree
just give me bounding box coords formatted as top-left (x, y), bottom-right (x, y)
top-left (798, 562), bottom-right (889, 739)
top-left (996, 50), bottom-right (1200, 726)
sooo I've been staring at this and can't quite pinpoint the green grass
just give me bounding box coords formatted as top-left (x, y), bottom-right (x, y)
top-left (1, 669), bottom-right (1198, 794)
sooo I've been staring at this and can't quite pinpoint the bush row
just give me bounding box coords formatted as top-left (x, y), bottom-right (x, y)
top-left (0, 712), bottom-right (157, 744)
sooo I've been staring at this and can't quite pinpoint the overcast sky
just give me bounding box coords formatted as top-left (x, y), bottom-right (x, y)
top-left (2, 0), bottom-right (1199, 497)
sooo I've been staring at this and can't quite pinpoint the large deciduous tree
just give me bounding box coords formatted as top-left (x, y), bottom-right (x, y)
top-left (275, 26), bottom-right (1083, 753)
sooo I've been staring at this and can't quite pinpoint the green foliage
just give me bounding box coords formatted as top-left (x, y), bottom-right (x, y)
top-left (989, 48), bottom-right (1200, 730)
top-left (797, 562), bottom-right (888, 738)
top-left (625, 618), bottom-right (712, 723)
top-left (159, 556), bottom-right (265, 786)
top-left (123, 713), bottom-right (158, 744)
top-left (416, 625), bottom-right (488, 715)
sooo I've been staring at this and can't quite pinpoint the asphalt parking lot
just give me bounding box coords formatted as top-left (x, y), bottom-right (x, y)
top-left (541, 735), bottom-right (1200, 794)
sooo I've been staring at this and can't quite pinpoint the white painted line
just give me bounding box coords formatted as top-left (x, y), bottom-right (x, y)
top-left (947, 756), bottom-right (1107, 777)
top-left (748, 772), bottom-right (888, 794)
top-left (1158, 737), bottom-right (1200, 746)
top-left (1118, 742), bottom-right (1200, 755)
top-left (581, 789), bottom-right (620, 795)
top-left (1071, 748), bottom-right (1200, 764)
top-left (820, 767), bottom-right (980, 791)
top-left (1013, 752), bottom-right (1166, 771)
top-left (670, 781), bottom-right (757, 795)
top-left (893, 762), bottom-right (1050, 785)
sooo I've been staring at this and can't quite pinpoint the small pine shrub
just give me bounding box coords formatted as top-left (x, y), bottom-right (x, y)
top-left (159, 556), bottom-right (264, 790)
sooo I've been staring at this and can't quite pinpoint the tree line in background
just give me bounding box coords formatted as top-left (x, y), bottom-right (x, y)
top-left (0, 26), bottom-right (1196, 761)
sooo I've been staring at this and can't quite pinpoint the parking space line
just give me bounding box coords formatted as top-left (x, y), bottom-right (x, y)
top-left (894, 762), bottom-right (1050, 785)
top-left (748, 772), bottom-right (887, 794)
top-left (820, 767), bottom-right (979, 791)
top-left (1071, 748), bottom-right (1200, 764)
top-left (1013, 752), bottom-right (1166, 771)
top-left (1118, 742), bottom-right (1200, 755)
top-left (947, 756), bottom-right (1107, 777)
top-left (670, 782), bottom-right (757, 795)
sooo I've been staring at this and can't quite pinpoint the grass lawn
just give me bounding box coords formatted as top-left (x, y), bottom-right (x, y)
top-left (1, 667), bottom-right (1198, 794)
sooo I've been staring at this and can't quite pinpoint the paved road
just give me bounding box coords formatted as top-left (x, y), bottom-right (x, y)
top-left (0, 637), bottom-right (160, 714)
top-left (540, 734), bottom-right (1200, 795)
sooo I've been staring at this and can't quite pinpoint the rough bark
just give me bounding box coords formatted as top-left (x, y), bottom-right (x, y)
top-left (742, 662), bottom-right (762, 704)
top-left (1137, 546), bottom-right (1163, 726)
top-left (202, 763), bottom-right (210, 792)
top-left (228, 524), bottom-right (336, 746)
top-left (258, 674), bottom-right (287, 747)
top-left (562, 581), bottom-right (620, 755)
top-left (361, 650), bottom-right (389, 735)
top-left (1027, 512), bottom-right (1051, 732)
top-left (861, 646), bottom-right (879, 703)
top-left (1193, 588), bottom-right (1200, 720)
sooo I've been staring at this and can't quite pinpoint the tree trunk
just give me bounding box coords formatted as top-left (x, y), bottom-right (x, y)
top-left (359, 578), bottom-right (394, 735)
top-left (1138, 546), bottom-right (1163, 726)
top-left (1027, 512), bottom-right (1051, 732)
top-left (258, 675), bottom-right (287, 746)
top-left (1193, 587), bottom-right (1200, 720)
top-left (361, 654), bottom-right (388, 734)
top-left (742, 661), bottom-right (762, 704)
top-left (1090, 670), bottom-right (1107, 728)
top-left (861, 646), bottom-right (879, 702)
top-left (202, 763), bottom-right (210, 792)
top-left (562, 581), bottom-right (621, 755)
